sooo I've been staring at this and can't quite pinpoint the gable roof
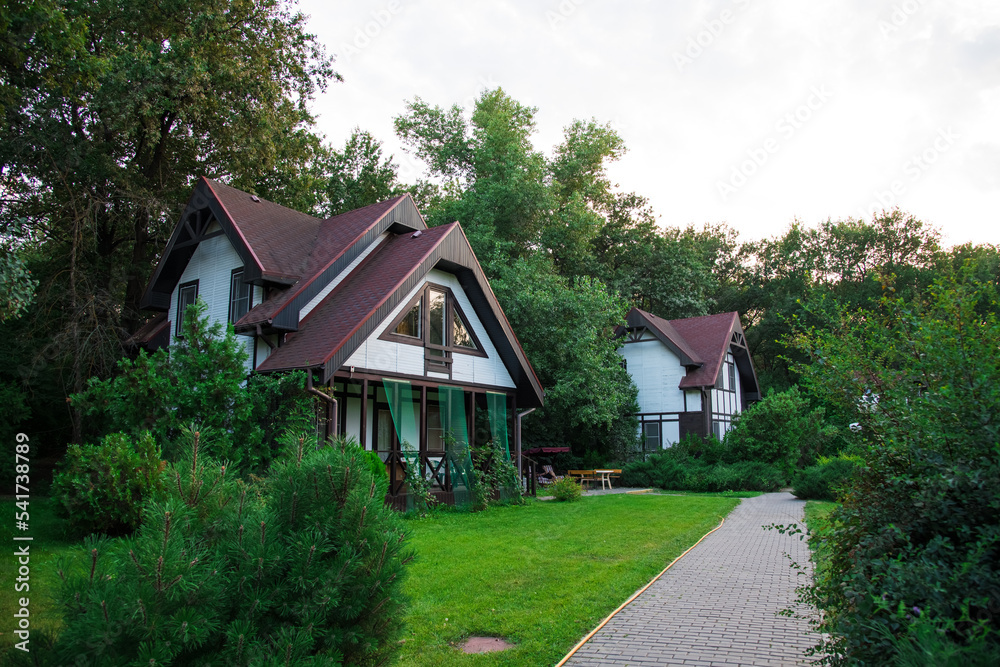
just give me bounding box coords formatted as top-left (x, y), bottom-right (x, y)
top-left (138, 179), bottom-right (543, 407)
top-left (621, 308), bottom-right (758, 393)
top-left (141, 178), bottom-right (426, 313)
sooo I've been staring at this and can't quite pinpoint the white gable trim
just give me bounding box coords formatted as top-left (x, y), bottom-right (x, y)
top-left (298, 231), bottom-right (389, 322)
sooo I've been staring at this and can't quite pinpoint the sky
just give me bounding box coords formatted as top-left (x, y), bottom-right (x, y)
top-left (297, 0), bottom-right (1000, 248)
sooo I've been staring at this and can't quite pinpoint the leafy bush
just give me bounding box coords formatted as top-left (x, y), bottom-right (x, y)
top-left (723, 386), bottom-right (837, 475)
top-left (791, 273), bottom-right (1000, 664)
top-left (549, 476), bottom-right (582, 502)
top-left (48, 433), bottom-right (411, 666)
top-left (792, 455), bottom-right (860, 501)
top-left (620, 451), bottom-right (687, 489)
top-left (51, 431), bottom-right (164, 536)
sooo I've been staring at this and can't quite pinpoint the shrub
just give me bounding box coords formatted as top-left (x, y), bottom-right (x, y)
top-left (549, 476), bottom-right (582, 502)
top-left (791, 273), bottom-right (1000, 664)
top-left (51, 431), bottom-right (164, 536)
top-left (792, 455), bottom-right (860, 500)
top-left (72, 300), bottom-right (312, 472)
top-left (621, 449), bottom-right (784, 492)
top-left (723, 386), bottom-right (837, 476)
top-left (684, 460), bottom-right (785, 492)
top-left (620, 451), bottom-right (688, 489)
top-left (48, 433), bottom-right (411, 666)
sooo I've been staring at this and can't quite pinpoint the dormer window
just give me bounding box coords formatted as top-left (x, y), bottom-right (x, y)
top-left (395, 302), bottom-right (421, 338)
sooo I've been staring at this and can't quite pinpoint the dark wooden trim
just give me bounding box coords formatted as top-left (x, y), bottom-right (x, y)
top-left (175, 280), bottom-right (199, 336)
top-left (334, 369), bottom-right (515, 395)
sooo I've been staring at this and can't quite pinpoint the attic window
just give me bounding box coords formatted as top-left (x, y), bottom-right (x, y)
top-left (382, 283), bottom-right (483, 355)
top-left (395, 302), bottom-right (421, 338)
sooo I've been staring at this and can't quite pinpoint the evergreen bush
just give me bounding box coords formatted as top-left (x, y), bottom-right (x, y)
top-left (51, 431), bottom-right (164, 536)
top-left (47, 432), bottom-right (411, 666)
top-left (791, 455), bottom-right (860, 501)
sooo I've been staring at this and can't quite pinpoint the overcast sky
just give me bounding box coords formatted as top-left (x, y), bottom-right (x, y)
top-left (298, 0), bottom-right (1000, 248)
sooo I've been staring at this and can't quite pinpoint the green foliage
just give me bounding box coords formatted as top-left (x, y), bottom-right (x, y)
top-left (323, 128), bottom-right (402, 216)
top-left (50, 431), bottom-right (164, 536)
top-left (0, 0), bottom-right (339, 445)
top-left (790, 272), bottom-right (1000, 664)
top-left (402, 446), bottom-right (437, 517)
top-left (549, 476), bottom-right (583, 502)
top-left (0, 250), bottom-right (37, 322)
top-left (620, 449), bottom-right (785, 493)
top-left (724, 386), bottom-right (838, 476)
top-left (467, 440), bottom-right (524, 511)
top-left (72, 300), bottom-right (312, 471)
top-left (792, 455), bottom-right (861, 501)
top-left (48, 432), bottom-right (411, 666)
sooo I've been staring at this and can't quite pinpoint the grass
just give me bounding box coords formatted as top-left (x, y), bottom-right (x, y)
top-left (397, 492), bottom-right (739, 666)
top-left (0, 497), bottom-right (76, 657)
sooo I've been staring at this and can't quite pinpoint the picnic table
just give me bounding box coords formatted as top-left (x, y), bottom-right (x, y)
top-left (567, 469), bottom-right (621, 490)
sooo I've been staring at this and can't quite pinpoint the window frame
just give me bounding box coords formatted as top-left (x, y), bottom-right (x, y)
top-left (228, 268), bottom-right (252, 324)
top-left (175, 280), bottom-right (199, 336)
top-left (379, 283), bottom-right (487, 358)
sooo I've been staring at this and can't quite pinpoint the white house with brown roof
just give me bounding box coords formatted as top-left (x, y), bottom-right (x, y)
top-left (134, 178), bottom-right (543, 507)
top-left (615, 308), bottom-right (760, 449)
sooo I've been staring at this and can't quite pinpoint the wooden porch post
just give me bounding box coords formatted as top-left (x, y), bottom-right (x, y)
top-left (359, 378), bottom-right (368, 450)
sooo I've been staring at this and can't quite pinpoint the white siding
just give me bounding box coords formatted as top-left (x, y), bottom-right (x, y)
top-left (619, 339), bottom-right (686, 414)
top-left (342, 269), bottom-right (516, 388)
top-left (169, 229), bottom-right (257, 374)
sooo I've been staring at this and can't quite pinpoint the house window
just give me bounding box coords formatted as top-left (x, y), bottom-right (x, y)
top-left (176, 281), bottom-right (198, 336)
top-left (395, 302), bottom-right (420, 338)
top-left (229, 269), bottom-right (252, 323)
top-left (728, 360), bottom-right (736, 391)
top-left (382, 284), bottom-right (483, 356)
top-left (643, 422), bottom-right (660, 450)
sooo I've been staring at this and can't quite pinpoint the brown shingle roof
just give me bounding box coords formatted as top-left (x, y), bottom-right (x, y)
top-left (670, 312), bottom-right (740, 388)
top-left (257, 224), bottom-right (456, 372)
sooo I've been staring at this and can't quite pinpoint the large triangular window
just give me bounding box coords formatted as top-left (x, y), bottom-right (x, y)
top-left (381, 283), bottom-right (484, 357)
top-left (452, 305), bottom-right (476, 349)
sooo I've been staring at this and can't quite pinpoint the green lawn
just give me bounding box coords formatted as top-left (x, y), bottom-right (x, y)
top-left (0, 497), bottom-right (75, 657)
top-left (397, 493), bottom-right (739, 666)
top-left (0, 493), bottom-right (739, 666)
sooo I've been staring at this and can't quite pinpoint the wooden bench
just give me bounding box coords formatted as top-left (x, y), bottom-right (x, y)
top-left (567, 470), bottom-right (596, 488)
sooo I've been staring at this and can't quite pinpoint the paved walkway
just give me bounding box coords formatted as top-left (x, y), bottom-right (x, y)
top-left (565, 492), bottom-right (822, 666)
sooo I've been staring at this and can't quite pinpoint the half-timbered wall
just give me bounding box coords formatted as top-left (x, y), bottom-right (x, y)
top-left (342, 269), bottom-right (516, 389)
top-left (619, 330), bottom-right (691, 449)
top-left (169, 222), bottom-right (261, 373)
top-left (710, 350), bottom-right (742, 439)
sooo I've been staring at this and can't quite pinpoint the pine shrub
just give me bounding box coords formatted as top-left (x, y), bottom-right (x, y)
top-left (51, 431), bottom-right (164, 536)
top-left (48, 432), bottom-right (411, 666)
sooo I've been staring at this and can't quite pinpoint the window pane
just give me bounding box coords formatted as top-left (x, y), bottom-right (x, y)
top-left (229, 270), bottom-right (251, 323)
top-left (429, 289), bottom-right (445, 346)
top-left (395, 302), bottom-right (421, 337)
top-left (452, 306), bottom-right (475, 348)
top-left (176, 284), bottom-right (197, 335)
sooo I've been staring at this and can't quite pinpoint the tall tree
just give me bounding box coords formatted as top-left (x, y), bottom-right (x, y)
top-left (0, 0), bottom-right (336, 439)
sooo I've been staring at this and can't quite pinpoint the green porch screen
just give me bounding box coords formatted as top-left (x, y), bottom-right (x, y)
top-left (487, 391), bottom-right (510, 460)
top-left (439, 385), bottom-right (473, 499)
top-left (383, 379), bottom-right (418, 452)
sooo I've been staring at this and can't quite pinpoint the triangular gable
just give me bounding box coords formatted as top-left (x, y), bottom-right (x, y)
top-left (256, 222), bottom-right (544, 408)
top-left (621, 308), bottom-right (704, 368)
top-left (671, 312), bottom-right (756, 391)
top-left (141, 177), bottom-right (323, 311)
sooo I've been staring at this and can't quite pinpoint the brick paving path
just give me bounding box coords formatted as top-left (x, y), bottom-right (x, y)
top-left (565, 492), bottom-right (822, 666)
